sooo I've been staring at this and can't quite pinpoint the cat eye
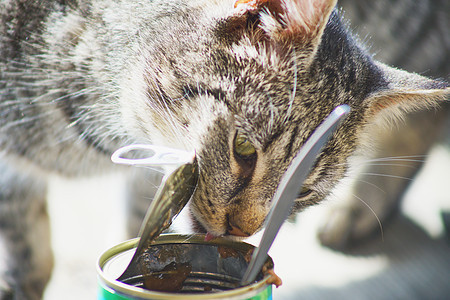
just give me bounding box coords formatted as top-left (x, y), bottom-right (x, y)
top-left (234, 133), bottom-right (256, 158)
top-left (297, 186), bottom-right (312, 198)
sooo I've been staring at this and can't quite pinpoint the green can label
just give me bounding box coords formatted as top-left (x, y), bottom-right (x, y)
top-left (98, 280), bottom-right (272, 300)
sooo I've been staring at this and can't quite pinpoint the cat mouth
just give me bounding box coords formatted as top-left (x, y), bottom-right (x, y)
top-left (204, 232), bottom-right (220, 241)
top-left (192, 220), bottom-right (222, 241)
top-left (188, 212), bottom-right (220, 240)
top-left (189, 210), bottom-right (249, 241)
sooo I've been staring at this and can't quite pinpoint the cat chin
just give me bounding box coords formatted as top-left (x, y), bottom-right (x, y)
top-left (169, 203), bottom-right (199, 234)
top-left (171, 204), bottom-right (238, 241)
top-left (170, 203), bottom-right (219, 237)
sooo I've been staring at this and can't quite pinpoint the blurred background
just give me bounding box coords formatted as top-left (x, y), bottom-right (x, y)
top-left (43, 145), bottom-right (450, 299)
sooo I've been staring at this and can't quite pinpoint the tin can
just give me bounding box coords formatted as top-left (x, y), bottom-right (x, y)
top-left (97, 234), bottom-right (274, 300)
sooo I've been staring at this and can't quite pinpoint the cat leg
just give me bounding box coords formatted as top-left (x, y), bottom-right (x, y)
top-left (0, 159), bottom-right (53, 300)
top-left (318, 108), bottom-right (448, 250)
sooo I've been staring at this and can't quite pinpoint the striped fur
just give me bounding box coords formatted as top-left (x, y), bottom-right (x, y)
top-left (0, 0), bottom-right (448, 297)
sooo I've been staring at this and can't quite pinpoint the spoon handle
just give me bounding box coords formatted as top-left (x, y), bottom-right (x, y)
top-left (240, 104), bottom-right (351, 286)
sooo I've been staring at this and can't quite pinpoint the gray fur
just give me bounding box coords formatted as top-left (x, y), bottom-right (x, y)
top-left (0, 0), bottom-right (448, 298)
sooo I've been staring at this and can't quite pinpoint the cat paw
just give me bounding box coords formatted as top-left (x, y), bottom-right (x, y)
top-left (317, 202), bottom-right (386, 251)
top-left (317, 206), bottom-right (354, 250)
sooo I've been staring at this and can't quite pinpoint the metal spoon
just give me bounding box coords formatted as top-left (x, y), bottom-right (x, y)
top-left (110, 144), bottom-right (198, 281)
top-left (241, 104), bottom-right (351, 286)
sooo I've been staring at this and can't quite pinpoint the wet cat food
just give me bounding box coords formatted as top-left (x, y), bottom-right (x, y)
top-left (97, 234), bottom-right (279, 299)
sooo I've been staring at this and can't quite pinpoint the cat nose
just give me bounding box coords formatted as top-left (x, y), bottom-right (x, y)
top-left (226, 218), bottom-right (250, 237)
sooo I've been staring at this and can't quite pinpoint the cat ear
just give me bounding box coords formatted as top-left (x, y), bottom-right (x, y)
top-left (232, 0), bottom-right (337, 44)
top-left (366, 63), bottom-right (449, 119)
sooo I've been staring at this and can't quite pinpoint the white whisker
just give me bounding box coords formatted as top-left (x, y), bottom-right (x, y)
top-left (332, 155), bottom-right (428, 169)
top-left (140, 165), bottom-right (167, 175)
top-left (284, 48), bottom-right (297, 123)
top-left (360, 172), bottom-right (413, 181)
top-left (355, 179), bottom-right (386, 194)
top-left (361, 163), bottom-right (418, 169)
top-left (369, 155), bottom-right (427, 161)
top-left (352, 194), bottom-right (384, 242)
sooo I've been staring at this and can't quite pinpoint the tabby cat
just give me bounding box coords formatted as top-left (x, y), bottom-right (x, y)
top-left (0, 0), bottom-right (448, 299)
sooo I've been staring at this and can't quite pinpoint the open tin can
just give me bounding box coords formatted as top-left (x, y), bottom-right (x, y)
top-left (97, 234), bottom-right (275, 300)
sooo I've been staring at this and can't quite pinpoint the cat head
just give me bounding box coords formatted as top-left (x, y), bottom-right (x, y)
top-left (122, 0), bottom-right (449, 238)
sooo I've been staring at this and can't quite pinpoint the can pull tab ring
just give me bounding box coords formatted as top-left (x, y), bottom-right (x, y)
top-left (111, 144), bottom-right (195, 166)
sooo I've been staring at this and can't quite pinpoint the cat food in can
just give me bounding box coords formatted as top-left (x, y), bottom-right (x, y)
top-left (97, 234), bottom-right (278, 299)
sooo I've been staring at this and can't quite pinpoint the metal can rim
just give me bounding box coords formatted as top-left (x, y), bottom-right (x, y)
top-left (97, 233), bottom-right (273, 299)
